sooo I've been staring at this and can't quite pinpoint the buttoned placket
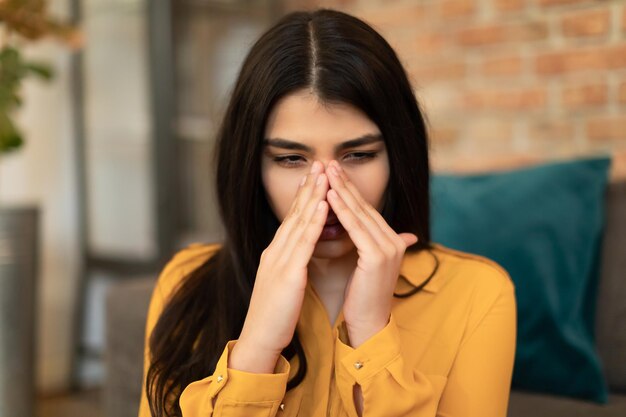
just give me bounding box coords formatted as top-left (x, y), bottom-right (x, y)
top-left (288, 280), bottom-right (345, 416)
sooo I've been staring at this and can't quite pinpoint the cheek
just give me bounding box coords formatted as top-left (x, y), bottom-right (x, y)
top-left (262, 168), bottom-right (303, 221)
top-left (348, 164), bottom-right (389, 211)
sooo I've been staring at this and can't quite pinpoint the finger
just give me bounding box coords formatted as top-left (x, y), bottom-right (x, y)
top-left (326, 164), bottom-right (397, 253)
top-left (399, 233), bottom-right (419, 247)
top-left (326, 188), bottom-right (383, 258)
top-left (286, 196), bottom-right (329, 264)
top-left (331, 162), bottom-right (395, 236)
top-left (283, 173), bottom-right (328, 265)
top-left (283, 164), bottom-right (320, 223)
top-left (331, 162), bottom-right (416, 250)
top-left (271, 162), bottom-right (323, 250)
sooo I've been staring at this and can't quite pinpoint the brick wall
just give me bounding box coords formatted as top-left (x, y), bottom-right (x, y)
top-left (286, 0), bottom-right (626, 176)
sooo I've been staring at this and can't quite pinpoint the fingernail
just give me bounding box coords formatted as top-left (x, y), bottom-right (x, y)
top-left (317, 173), bottom-right (325, 185)
top-left (300, 176), bottom-right (307, 186)
top-left (311, 161), bottom-right (321, 173)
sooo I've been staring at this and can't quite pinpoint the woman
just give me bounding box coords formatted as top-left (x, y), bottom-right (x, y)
top-left (139, 8), bottom-right (517, 417)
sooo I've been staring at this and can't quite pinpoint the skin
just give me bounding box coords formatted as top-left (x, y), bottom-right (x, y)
top-left (229, 89), bottom-right (418, 415)
top-left (261, 89), bottom-right (390, 321)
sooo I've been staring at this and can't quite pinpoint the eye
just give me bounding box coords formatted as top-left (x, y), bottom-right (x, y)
top-left (272, 155), bottom-right (306, 168)
top-left (272, 151), bottom-right (379, 168)
top-left (344, 151), bottom-right (378, 163)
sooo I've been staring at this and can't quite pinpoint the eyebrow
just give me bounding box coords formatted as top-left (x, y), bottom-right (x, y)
top-left (262, 133), bottom-right (384, 153)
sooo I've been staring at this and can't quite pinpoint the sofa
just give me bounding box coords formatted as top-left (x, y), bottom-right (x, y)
top-left (505, 175), bottom-right (626, 415)
top-left (104, 171), bottom-right (626, 417)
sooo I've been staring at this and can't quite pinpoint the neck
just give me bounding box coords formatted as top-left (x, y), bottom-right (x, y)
top-left (307, 248), bottom-right (358, 293)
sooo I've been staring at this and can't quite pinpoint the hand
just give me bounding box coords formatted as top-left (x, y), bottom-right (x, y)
top-left (326, 160), bottom-right (418, 347)
top-left (231, 161), bottom-right (330, 372)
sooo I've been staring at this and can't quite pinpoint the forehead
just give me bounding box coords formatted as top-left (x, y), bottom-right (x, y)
top-left (264, 90), bottom-right (381, 148)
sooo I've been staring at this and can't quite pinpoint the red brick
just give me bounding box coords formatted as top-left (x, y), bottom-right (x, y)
top-left (420, 87), bottom-right (463, 114)
top-left (562, 9), bottom-right (610, 38)
top-left (409, 60), bottom-right (467, 83)
top-left (528, 119), bottom-right (575, 142)
top-left (463, 86), bottom-right (547, 111)
top-left (439, 0), bottom-right (475, 18)
top-left (539, 0), bottom-right (590, 7)
top-left (283, 0), bottom-right (314, 11)
top-left (466, 118), bottom-right (515, 142)
top-left (494, 0), bottom-right (526, 13)
top-left (482, 54), bottom-right (523, 77)
top-left (316, 0), bottom-right (357, 8)
top-left (457, 21), bottom-right (548, 46)
top-left (536, 45), bottom-right (626, 75)
top-left (586, 116), bottom-right (626, 141)
top-left (357, 3), bottom-right (430, 30)
top-left (430, 126), bottom-right (460, 145)
top-left (561, 82), bottom-right (608, 109)
top-left (611, 151), bottom-right (626, 180)
top-left (409, 32), bottom-right (447, 55)
top-left (619, 81), bottom-right (626, 104)
top-left (439, 154), bottom-right (550, 174)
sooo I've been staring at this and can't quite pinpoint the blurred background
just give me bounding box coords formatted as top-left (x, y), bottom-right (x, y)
top-left (0, 0), bottom-right (624, 416)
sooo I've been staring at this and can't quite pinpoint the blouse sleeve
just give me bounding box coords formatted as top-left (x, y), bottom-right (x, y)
top-left (137, 246), bottom-right (292, 417)
top-left (333, 275), bottom-right (517, 417)
top-left (333, 314), bottom-right (447, 417)
top-left (177, 340), bottom-right (291, 417)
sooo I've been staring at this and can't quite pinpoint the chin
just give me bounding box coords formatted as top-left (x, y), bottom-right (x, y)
top-left (312, 236), bottom-right (355, 259)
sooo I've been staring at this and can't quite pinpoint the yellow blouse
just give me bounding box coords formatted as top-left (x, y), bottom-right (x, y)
top-left (138, 242), bottom-right (517, 417)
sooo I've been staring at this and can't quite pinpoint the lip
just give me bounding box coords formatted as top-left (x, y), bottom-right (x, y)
top-left (320, 222), bottom-right (345, 240)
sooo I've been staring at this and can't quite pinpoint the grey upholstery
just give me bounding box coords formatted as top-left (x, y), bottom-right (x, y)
top-left (509, 391), bottom-right (626, 416)
top-left (595, 180), bottom-right (626, 391)
top-left (104, 179), bottom-right (626, 417)
top-left (105, 277), bottom-right (155, 417)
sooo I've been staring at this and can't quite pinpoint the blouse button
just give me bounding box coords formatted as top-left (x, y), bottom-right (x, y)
top-left (280, 403), bottom-right (285, 411)
top-left (354, 361), bottom-right (364, 370)
top-left (216, 375), bottom-right (224, 383)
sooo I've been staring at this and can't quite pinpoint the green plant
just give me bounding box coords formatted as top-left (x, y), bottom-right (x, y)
top-left (0, 0), bottom-right (80, 154)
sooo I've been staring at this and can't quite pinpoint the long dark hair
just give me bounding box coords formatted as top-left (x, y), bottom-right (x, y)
top-left (147, 8), bottom-right (435, 416)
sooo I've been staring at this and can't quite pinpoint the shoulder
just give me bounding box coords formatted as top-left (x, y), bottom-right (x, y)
top-left (429, 243), bottom-right (515, 296)
top-left (427, 243), bottom-right (517, 333)
top-left (155, 241), bottom-right (224, 302)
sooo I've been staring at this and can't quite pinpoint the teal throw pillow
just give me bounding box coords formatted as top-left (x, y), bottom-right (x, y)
top-left (431, 156), bottom-right (611, 403)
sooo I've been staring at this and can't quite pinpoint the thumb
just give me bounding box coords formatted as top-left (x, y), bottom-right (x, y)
top-left (399, 233), bottom-right (419, 247)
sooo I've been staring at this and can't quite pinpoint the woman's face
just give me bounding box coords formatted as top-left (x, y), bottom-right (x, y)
top-left (261, 89), bottom-right (390, 259)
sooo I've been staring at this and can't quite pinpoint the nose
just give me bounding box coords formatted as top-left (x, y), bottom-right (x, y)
top-left (316, 159), bottom-right (336, 172)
